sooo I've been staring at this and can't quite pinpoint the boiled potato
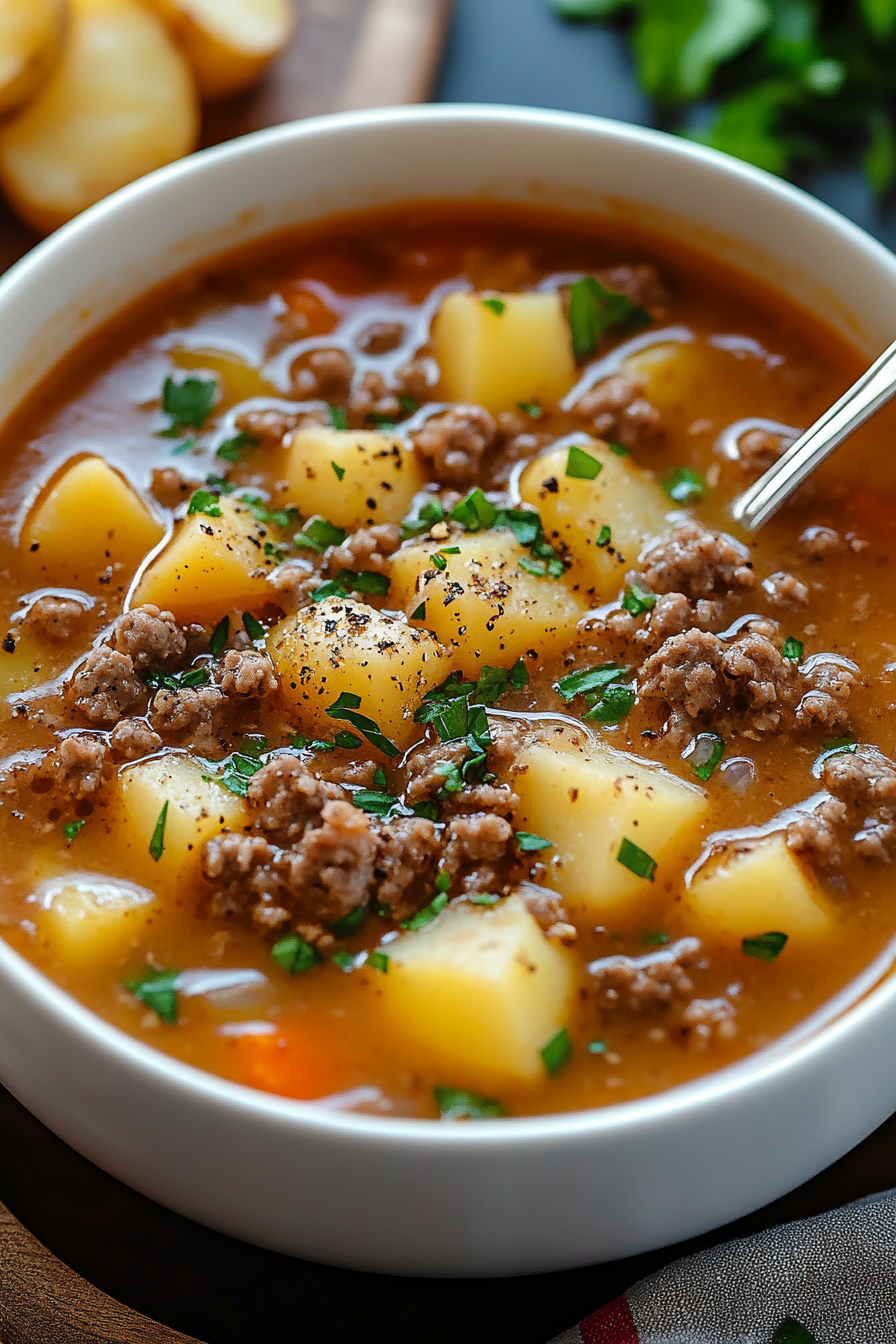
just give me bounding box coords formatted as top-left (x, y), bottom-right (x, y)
top-left (168, 346), bottom-right (278, 407)
top-left (133, 495), bottom-right (274, 623)
top-left (149, 0), bottom-right (294, 99)
top-left (116, 753), bottom-right (247, 890)
top-left (35, 872), bottom-right (159, 963)
top-left (379, 894), bottom-right (572, 1088)
top-left (22, 455), bottom-right (165, 584)
top-left (0, 0), bottom-right (66, 118)
top-left (519, 439), bottom-right (670, 602)
top-left (508, 729), bottom-right (708, 915)
top-left (269, 597), bottom-right (451, 751)
top-left (0, 0), bottom-right (198, 234)
top-left (284, 427), bottom-right (425, 531)
top-left (434, 291), bottom-right (575, 413)
top-left (686, 832), bottom-right (832, 945)
top-left (389, 530), bottom-right (585, 677)
top-left (622, 338), bottom-right (703, 413)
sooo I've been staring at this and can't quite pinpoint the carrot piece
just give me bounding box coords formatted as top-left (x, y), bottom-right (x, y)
top-left (232, 1024), bottom-right (343, 1101)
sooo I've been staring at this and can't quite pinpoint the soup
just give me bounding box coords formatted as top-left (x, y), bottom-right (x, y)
top-left (1, 203), bottom-right (894, 1121)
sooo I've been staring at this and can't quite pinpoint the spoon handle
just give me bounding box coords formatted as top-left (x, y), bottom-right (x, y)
top-left (731, 334), bottom-right (896, 531)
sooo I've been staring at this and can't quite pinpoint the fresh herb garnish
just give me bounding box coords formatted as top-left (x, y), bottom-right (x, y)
top-left (352, 789), bottom-right (406, 817)
top-left (242, 612), bottom-right (264, 641)
top-left (412, 800), bottom-right (439, 820)
top-left (160, 375), bottom-right (216, 434)
top-left (450, 487), bottom-right (498, 532)
top-left (329, 405), bottom-right (348, 430)
top-left (331, 460), bottom-right (346, 481)
top-left (663, 466), bottom-right (708, 504)
top-left (516, 831), bottom-right (553, 852)
top-left (568, 275), bottom-right (651, 361)
top-left (294, 517), bottom-right (348, 553)
top-left (170, 436), bottom-right (198, 456)
top-left (517, 399), bottom-right (543, 418)
top-left (334, 568), bottom-right (390, 597)
top-left (401, 499), bottom-right (445, 539)
top-left (566, 443), bottom-right (603, 480)
top-left (434, 1086), bottom-right (506, 1120)
top-left (145, 665), bottom-right (211, 692)
top-left (149, 801), bottom-right (169, 862)
top-left (688, 732), bottom-right (725, 782)
top-left (209, 615), bottom-right (229, 658)
top-left (271, 932), bottom-right (322, 975)
top-left (482, 296), bottom-right (506, 315)
top-left (332, 950), bottom-right (356, 972)
top-left (368, 950), bottom-right (390, 973)
top-left (326, 691), bottom-right (399, 757)
top-left (62, 820), bottom-right (85, 841)
top-left (783, 636), bottom-right (804, 662)
top-left (509, 657), bottom-right (529, 690)
top-left (330, 904), bottom-right (367, 939)
top-left (772, 1316), bottom-right (818, 1344)
top-left (608, 442), bottom-right (629, 457)
top-left (583, 683), bottom-right (635, 723)
top-left (311, 580), bottom-right (347, 603)
top-left (467, 893), bottom-right (501, 905)
top-left (617, 837), bottom-right (656, 881)
top-left (642, 930), bottom-right (670, 946)
top-left (493, 506), bottom-right (541, 547)
top-left (597, 524), bottom-right (612, 546)
top-left (401, 890), bottom-right (449, 930)
top-left (742, 930), bottom-right (788, 962)
top-left (622, 582), bottom-right (657, 616)
top-left (411, 601), bottom-right (427, 621)
top-left (124, 967), bottom-right (179, 1025)
top-left (216, 431), bottom-right (258, 463)
top-left (541, 1027), bottom-right (573, 1076)
top-left (820, 734), bottom-right (858, 761)
top-left (556, 664), bottom-right (627, 702)
top-left (186, 489), bottom-right (222, 519)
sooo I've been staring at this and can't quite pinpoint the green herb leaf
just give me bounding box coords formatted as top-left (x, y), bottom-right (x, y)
top-left (517, 399), bottom-right (543, 417)
top-left (622, 582), bottom-right (657, 616)
top-left (216, 431), bottom-right (258, 463)
top-left (435, 871), bottom-right (452, 893)
top-left (352, 789), bottom-right (402, 817)
top-left (187, 489), bottom-right (222, 519)
top-left (516, 831), bottom-right (553, 852)
top-left (294, 517), bottom-right (348, 553)
top-left (742, 930), bottom-right (788, 962)
top-left (689, 732), bottom-right (725, 781)
top-left (617, 837), bottom-right (656, 881)
top-left (509, 657), bottom-right (529, 690)
top-left (242, 612), bottom-right (265, 641)
top-left (782, 635), bottom-right (804, 662)
top-left (864, 108), bottom-right (896, 196)
top-left (63, 820), bottom-right (85, 841)
top-left (124, 967), bottom-right (179, 1025)
top-left (541, 1026), bottom-right (573, 1077)
top-left (493, 506), bottom-right (542, 547)
top-left (368, 950), bottom-right (390, 973)
top-left (334, 568), bottom-right (391, 596)
top-left (663, 465), bottom-right (708, 503)
top-left (327, 692), bottom-right (399, 757)
top-left (608, 442), bottom-right (629, 457)
top-left (482, 296), bottom-right (506, 315)
top-left (401, 498), bottom-right (445, 539)
top-left (820, 734), bottom-right (857, 761)
top-left (411, 601), bottom-right (427, 620)
top-left (334, 730), bottom-right (362, 750)
top-left (209, 615), bottom-right (229, 658)
top-left (330, 904), bottom-right (367, 939)
top-left (772, 1316), bottom-right (818, 1344)
top-left (311, 580), bottom-right (347, 603)
top-left (162, 375), bottom-right (217, 431)
top-left (434, 1085), bottom-right (506, 1119)
top-left (331, 460), bottom-right (346, 481)
top-left (595, 526), bottom-right (612, 550)
top-left (467, 893), bottom-right (500, 906)
top-left (556, 664), bottom-right (626, 702)
top-left (450, 487), bottom-right (498, 532)
top-left (401, 890), bottom-right (449, 930)
top-left (631, 0), bottom-right (771, 105)
top-left (149, 801), bottom-right (169, 862)
top-left (332, 950), bottom-right (355, 972)
top-left (566, 443), bottom-right (603, 480)
top-left (170, 437), bottom-right (198, 456)
top-left (583, 683), bottom-right (635, 723)
top-left (642, 930), bottom-right (670, 946)
top-left (412, 800), bottom-right (439, 820)
top-left (271, 932), bottom-right (322, 975)
top-left (329, 405), bottom-right (348, 430)
top-left (568, 275), bottom-right (652, 360)
top-left (587, 1039), bottom-right (608, 1054)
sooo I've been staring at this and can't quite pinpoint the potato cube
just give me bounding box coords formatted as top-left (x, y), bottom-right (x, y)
top-left (268, 597), bottom-right (451, 751)
top-left (35, 873), bottom-right (159, 964)
top-left (509, 730), bottom-right (708, 915)
top-left (168, 345), bottom-right (278, 407)
top-left (133, 495), bottom-right (274, 623)
top-left (389, 530), bottom-right (585, 677)
top-left (284, 427), bottom-right (425, 530)
top-left (621, 339), bottom-right (703, 413)
top-left (519, 440), bottom-right (670, 602)
top-left (686, 832), bottom-right (832, 945)
top-left (117, 753), bottom-right (247, 889)
top-left (434, 291), bottom-right (575, 414)
top-left (379, 894), bottom-right (572, 1087)
top-left (22, 455), bottom-right (165, 584)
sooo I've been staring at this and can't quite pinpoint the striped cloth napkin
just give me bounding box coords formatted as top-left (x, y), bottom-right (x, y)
top-left (547, 1189), bottom-right (896, 1343)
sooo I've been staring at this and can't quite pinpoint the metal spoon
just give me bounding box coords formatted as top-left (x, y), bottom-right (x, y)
top-left (731, 335), bottom-right (896, 530)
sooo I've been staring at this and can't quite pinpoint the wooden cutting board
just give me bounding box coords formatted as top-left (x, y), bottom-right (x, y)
top-left (0, 1), bottom-right (451, 1339)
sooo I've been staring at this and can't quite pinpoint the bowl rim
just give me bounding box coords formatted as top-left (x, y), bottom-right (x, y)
top-left (4, 101), bottom-right (896, 1146)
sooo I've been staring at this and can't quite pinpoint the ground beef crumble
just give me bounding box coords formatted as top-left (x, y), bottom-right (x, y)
top-left (71, 648), bottom-right (144, 726)
top-left (640, 628), bottom-right (798, 730)
top-left (218, 649), bottom-right (279, 698)
top-left (570, 372), bottom-right (663, 448)
top-left (109, 718), bottom-right (163, 761)
top-left (112, 605), bottom-right (185, 670)
top-left (149, 685), bottom-right (225, 756)
top-left (38, 734), bottom-right (108, 799)
top-left (787, 746), bottom-right (896, 870)
top-left (413, 405), bottom-right (497, 486)
top-left (20, 595), bottom-right (87, 642)
top-left (588, 937), bottom-right (706, 1013)
top-left (640, 522), bottom-right (755, 601)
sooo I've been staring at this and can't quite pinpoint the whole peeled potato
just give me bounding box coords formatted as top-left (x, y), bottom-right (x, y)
top-left (0, 0), bottom-right (199, 235)
top-left (0, 0), bottom-right (67, 118)
top-left (150, 0), bottom-right (295, 99)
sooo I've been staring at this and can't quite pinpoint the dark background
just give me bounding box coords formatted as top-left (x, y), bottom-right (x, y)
top-left (4, 2), bottom-right (896, 1340)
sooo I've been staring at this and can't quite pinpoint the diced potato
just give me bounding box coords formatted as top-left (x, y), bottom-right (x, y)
top-left (0, 625), bottom-right (65, 697)
top-left (622, 339), bottom-right (703, 413)
top-left (149, 0), bottom-right (294, 99)
top-left (0, 0), bottom-right (199, 235)
top-left (133, 495), bottom-right (274, 623)
top-left (0, 0), bottom-right (66, 118)
top-left (168, 346), bottom-right (278, 407)
top-left (268, 597), bottom-right (451, 751)
top-left (519, 439), bottom-right (670, 602)
top-left (284, 427), bottom-right (425, 531)
top-left (35, 873), bottom-right (159, 964)
top-left (389, 530), bottom-right (585, 677)
top-left (508, 730), bottom-right (708, 915)
top-left (116, 753), bottom-right (247, 890)
top-left (434, 290), bottom-right (575, 414)
top-left (22, 455), bottom-right (165, 584)
top-left (686, 832), bottom-right (832, 945)
top-left (379, 894), bottom-right (572, 1087)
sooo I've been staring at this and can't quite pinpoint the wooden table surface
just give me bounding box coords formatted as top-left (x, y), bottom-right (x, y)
top-left (1, 2), bottom-right (894, 1340)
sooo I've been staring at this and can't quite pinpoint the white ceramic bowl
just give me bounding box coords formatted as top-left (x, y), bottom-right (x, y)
top-left (1, 106), bottom-right (895, 1277)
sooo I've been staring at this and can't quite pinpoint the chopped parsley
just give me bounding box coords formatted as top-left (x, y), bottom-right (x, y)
top-left (216, 431), bottom-right (258, 463)
top-left (783, 636), bottom-right (804, 662)
top-left (170, 436), bottom-right (198, 456)
top-left (617, 837), bottom-right (656, 881)
top-left (663, 466), bottom-right (708, 504)
top-left (242, 612), bottom-right (265, 641)
top-left (401, 498), bottom-right (445, 539)
top-left (329, 405), bottom-right (348, 430)
top-left (161, 375), bottom-right (216, 433)
top-left (435, 1085), bottom-right (506, 1119)
top-left (331, 460), bottom-right (346, 481)
top-left (430, 547), bottom-right (460, 571)
top-left (334, 568), bottom-right (390, 597)
top-left (517, 400), bottom-right (543, 418)
top-left (330, 904), bottom-right (367, 938)
top-left (541, 1027), bottom-right (573, 1076)
top-left (519, 555), bottom-right (566, 579)
top-left (687, 732), bottom-right (725, 782)
top-left (597, 524), bottom-right (612, 547)
top-left (481, 296), bottom-right (506, 315)
top-left (584, 684), bottom-right (635, 723)
top-left (742, 931), bottom-right (788, 962)
top-left (62, 820), bottom-right (85, 841)
top-left (411, 601), bottom-right (427, 621)
top-left (565, 443), bottom-right (603, 480)
top-left (311, 580), bottom-right (347, 603)
top-left (352, 789), bottom-right (405, 818)
top-left (493, 506), bottom-right (541, 547)
top-left (556, 663), bottom-right (632, 721)
top-left (401, 890), bottom-right (449, 930)
top-left (642, 930), bottom-right (670, 946)
top-left (124, 967), bottom-right (179, 1025)
top-left (149, 801), bottom-right (169, 862)
top-left (567, 275), bottom-right (651, 361)
top-left (332, 951), bottom-right (356, 972)
top-left (819, 734), bottom-right (858, 763)
top-left (467, 893), bottom-right (500, 906)
top-left (772, 1317), bottom-right (817, 1344)
top-left (516, 831), bottom-right (553, 852)
top-left (450, 487), bottom-right (498, 532)
top-left (367, 950), bottom-right (390, 973)
top-left (556, 663), bottom-right (627, 701)
top-left (608, 442), bottom-right (629, 457)
top-left (186, 489), bottom-right (222, 519)
top-left (214, 739), bottom-right (268, 796)
top-left (144, 666), bottom-right (210, 692)
top-left (271, 932), bottom-right (322, 975)
top-left (415, 664), bottom-right (522, 749)
top-left (622, 582), bottom-right (657, 616)
top-left (209, 615), bottom-right (229, 658)
top-left (294, 517), bottom-right (348, 553)
top-left (412, 800), bottom-right (439, 820)
top-left (587, 1040), bottom-right (608, 1055)
top-left (326, 691), bottom-right (399, 757)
